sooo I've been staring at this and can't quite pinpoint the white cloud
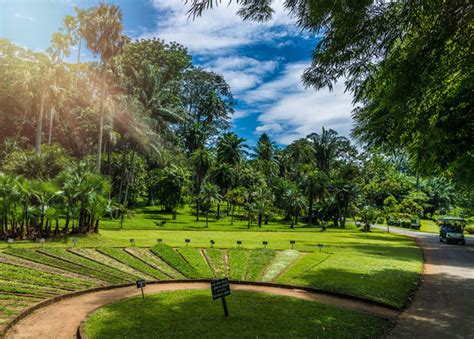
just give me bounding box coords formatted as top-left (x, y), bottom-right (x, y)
top-left (252, 62), bottom-right (355, 144)
top-left (255, 123), bottom-right (283, 133)
top-left (145, 0), bottom-right (297, 54)
top-left (205, 56), bottom-right (279, 92)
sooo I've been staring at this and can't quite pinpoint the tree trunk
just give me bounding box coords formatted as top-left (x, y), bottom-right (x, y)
top-left (95, 64), bottom-right (107, 173)
top-left (205, 210), bottom-right (209, 227)
top-left (308, 192), bottom-right (314, 224)
top-left (258, 213), bottom-right (262, 227)
top-left (48, 107), bottom-right (55, 145)
top-left (35, 93), bottom-right (46, 155)
top-left (216, 203), bottom-right (220, 220)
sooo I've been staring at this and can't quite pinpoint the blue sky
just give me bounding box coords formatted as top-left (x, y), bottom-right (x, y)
top-left (0, 0), bottom-right (355, 146)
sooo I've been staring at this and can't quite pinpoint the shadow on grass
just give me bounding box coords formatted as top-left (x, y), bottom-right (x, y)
top-left (283, 267), bottom-right (421, 309)
top-left (85, 290), bottom-right (390, 338)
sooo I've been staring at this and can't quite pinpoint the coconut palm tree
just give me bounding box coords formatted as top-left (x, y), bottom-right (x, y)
top-left (82, 3), bottom-right (127, 172)
top-left (199, 182), bottom-right (222, 227)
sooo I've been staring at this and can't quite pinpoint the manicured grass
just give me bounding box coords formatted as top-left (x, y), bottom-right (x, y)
top-left (99, 204), bottom-right (314, 232)
top-left (228, 248), bottom-right (250, 280)
top-left (125, 247), bottom-right (184, 279)
top-left (204, 248), bottom-right (226, 278)
top-left (278, 245), bottom-right (422, 308)
top-left (97, 248), bottom-right (167, 280)
top-left (246, 249), bottom-right (276, 281)
top-left (85, 290), bottom-right (390, 339)
top-left (1, 227), bottom-right (423, 308)
top-left (420, 219), bottom-right (440, 233)
top-left (70, 248), bottom-right (147, 280)
top-left (40, 249), bottom-right (133, 283)
top-left (175, 248), bottom-right (212, 278)
top-left (152, 244), bottom-right (199, 279)
top-left (261, 250), bottom-right (302, 282)
top-left (0, 262), bottom-right (94, 291)
top-left (3, 248), bottom-right (120, 284)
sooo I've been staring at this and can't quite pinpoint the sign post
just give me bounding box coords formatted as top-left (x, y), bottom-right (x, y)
top-left (236, 240), bottom-right (242, 247)
top-left (211, 278), bottom-right (231, 317)
top-left (130, 239), bottom-right (135, 247)
top-left (290, 240), bottom-right (295, 250)
top-left (136, 279), bottom-right (146, 299)
top-left (72, 238), bottom-right (78, 247)
top-left (210, 240), bottom-right (215, 247)
top-left (317, 243), bottom-right (324, 252)
top-left (262, 241), bottom-right (268, 248)
top-left (185, 239), bottom-right (190, 246)
top-left (39, 238), bottom-right (45, 249)
top-left (157, 238), bottom-right (163, 243)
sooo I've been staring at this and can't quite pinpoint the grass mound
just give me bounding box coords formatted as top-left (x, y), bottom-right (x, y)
top-left (85, 290), bottom-right (390, 339)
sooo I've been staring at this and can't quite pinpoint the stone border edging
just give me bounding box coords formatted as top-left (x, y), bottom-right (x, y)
top-left (2, 279), bottom-right (401, 338)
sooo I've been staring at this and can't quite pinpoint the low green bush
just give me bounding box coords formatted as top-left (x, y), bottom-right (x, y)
top-left (152, 244), bottom-right (199, 278)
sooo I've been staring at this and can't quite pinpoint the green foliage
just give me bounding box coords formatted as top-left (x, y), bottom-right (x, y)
top-left (246, 248), bottom-right (275, 281)
top-left (97, 247), bottom-right (167, 280)
top-left (152, 243), bottom-right (199, 278)
top-left (204, 248), bottom-right (226, 278)
top-left (0, 262), bottom-right (95, 290)
top-left (175, 247), bottom-right (212, 278)
top-left (228, 248), bottom-right (250, 280)
top-left (4, 248), bottom-right (123, 284)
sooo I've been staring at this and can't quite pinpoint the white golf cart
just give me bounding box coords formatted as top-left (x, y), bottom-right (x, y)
top-left (439, 217), bottom-right (466, 245)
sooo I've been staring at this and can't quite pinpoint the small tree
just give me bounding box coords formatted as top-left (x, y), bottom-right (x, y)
top-left (359, 206), bottom-right (379, 232)
top-left (199, 182), bottom-right (222, 228)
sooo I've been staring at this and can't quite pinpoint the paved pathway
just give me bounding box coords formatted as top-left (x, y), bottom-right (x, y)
top-left (373, 226), bottom-right (474, 338)
top-left (4, 281), bottom-right (398, 339)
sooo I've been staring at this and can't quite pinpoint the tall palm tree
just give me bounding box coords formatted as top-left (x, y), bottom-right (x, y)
top-left (82, 3), bottom-right (127, 172)
top-left (190, 147), bottom-right (214, 221)
top-left (216, 132), bottom-right (247, 165)
top-left (199, 182), bottom-right (222, 227)
top-left (307, 127), bottom-right (350, 173)
top-left (300, 170), bottom-right (326, 224)
top-left (251, 186), bottom-right (273, 227)
top-left (211, 163), bottom-right (235, 218)
top-left (284, 188), bottom-right (307, 226)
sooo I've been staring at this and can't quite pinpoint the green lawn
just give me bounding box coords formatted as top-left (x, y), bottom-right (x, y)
top-left (100, 204), bottom-right (323, 232)
top-left (85, 290), bottom-right (390, 339)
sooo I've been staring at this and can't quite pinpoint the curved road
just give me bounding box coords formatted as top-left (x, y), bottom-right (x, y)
top-left (374, 226), bottom-right (474, 338)
top-left (4, 281), bottom-right (398, 339)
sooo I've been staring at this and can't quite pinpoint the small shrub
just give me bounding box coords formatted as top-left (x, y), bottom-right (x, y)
top-left (464, 226), bottom-right (474, 235)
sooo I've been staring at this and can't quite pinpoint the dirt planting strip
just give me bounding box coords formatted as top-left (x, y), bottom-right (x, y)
top-left (3, 280), bottom-right (399, 339)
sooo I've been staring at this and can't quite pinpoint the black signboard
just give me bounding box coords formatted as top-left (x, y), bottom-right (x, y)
top-left (157, 238), bottom-right (163, 243)
top-left (211, 278), bottom-right (231, 317)
top-left (210, 240), bottom-right (215, 246)
top-left (136, 279), bottom-right (146, 299)
top-left (236, 240), bottom-right (242, 246)
top-left (185, 239), bottom-right (190, 245)
top-left (262, 241), bottom-right (268, 248)
top-left (211, 278), bottom-right (231, 300)
top-left (317, 243), bottom-right (324, 252)
top-left (290, 240), bottom-right (296, 244)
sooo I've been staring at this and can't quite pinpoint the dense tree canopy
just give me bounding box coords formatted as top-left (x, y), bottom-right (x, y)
top-left (0, 2), bottom-right (472, 240)
top-left (188, 0), bottom-right (474, 186)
